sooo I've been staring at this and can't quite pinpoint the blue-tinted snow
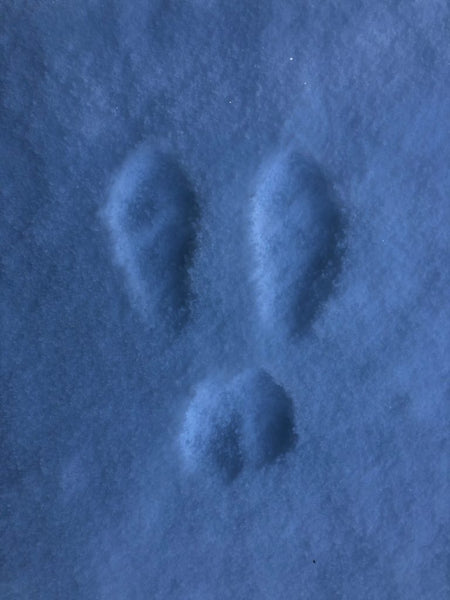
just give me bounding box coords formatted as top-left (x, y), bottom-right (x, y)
top-left (1, 1), bottom-right (449, 599)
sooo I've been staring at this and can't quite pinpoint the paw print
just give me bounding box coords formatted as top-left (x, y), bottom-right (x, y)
top-left (180, 369), bottom-right (297, 482)
top-left (102, 143), bottom-right (199, 329)
top-left (103, 142), bottom-right (345, 483)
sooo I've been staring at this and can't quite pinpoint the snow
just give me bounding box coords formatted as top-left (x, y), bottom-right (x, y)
top-left (102, 142), bottom-right (198, 326)
top-left (1, 1), bottom-right (449, 599)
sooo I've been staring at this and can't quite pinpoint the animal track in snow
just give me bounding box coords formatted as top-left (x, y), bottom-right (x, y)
top-left (251, 151), bottom-right (345, 335)
top-left (102, 143), bottom-right (199, 326)
top-left (180, 369), bottom-right (297, 483)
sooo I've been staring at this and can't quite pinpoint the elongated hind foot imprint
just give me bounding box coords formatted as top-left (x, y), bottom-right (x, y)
top-left (251, 152), bottom-right (345, 335)
top-left (103, 143), bottom-right (199, 328)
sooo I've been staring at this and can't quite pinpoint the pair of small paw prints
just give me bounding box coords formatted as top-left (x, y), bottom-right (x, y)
top-left (180, 369), bottom-right (297, 483)
top-left (103, 142), bottom-right (345, 483)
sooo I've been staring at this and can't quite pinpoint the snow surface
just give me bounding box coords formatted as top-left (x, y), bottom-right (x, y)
top-left (1, 1), bottom-right (449, 599)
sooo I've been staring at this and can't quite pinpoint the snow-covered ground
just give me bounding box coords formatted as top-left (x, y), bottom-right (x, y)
top-left (1, 1), bottom-right (449, 598)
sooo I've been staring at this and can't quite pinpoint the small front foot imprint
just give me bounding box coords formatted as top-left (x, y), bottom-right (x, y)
top-left (102, 142), bottom-right (199, 328)
top-left (180, 369), bottom-right (297, 483)
top-left (250, 151), bottom-right (345, 335)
